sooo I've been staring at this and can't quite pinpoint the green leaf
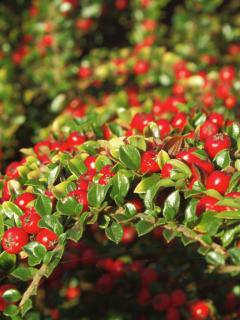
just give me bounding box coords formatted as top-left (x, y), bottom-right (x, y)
top-left (110, 171), bottom-right (130, 205)
top-left (226, 122), bottom-right (240, 140)
top-left (56, 197), bottom-right (83, 216)
top-left (105, 223), bottom-right (123, 244)
top-left (21, 299), bottom-right (32, 317)
top-left (136, 220), bottom-right (154, 236)
top-left (214, 150), bottom-right (231, 169)
top-left (127, 135), bottom-right (146, 151)
top-left (39, 215), bottom-right (63, 235)
top-left (194, 212), bottom-right (222, 235)
top-left (0, 251), bottom-right (16, 273)
top-left (167, 159), bottom-right (192, 178)
top-left (206, 251), bottom-right (225, 266)
top-left (95, 155), bottom-right (112, 171)
top-left (184, 199), bottom-right (198, 223)
top-left (3, 289), bottom-right (21, 302)
top-left (213, 210), bottom-right (240, 219)
top-left (162, 229), bottom-right (176, 243)
top-left (229, 248), bottom-right (240, 265)
top-left (11, 267), bottom-right (37, 281)
top-left (157, 150), bottom-right (170, 170)
top-left (68, 158), bottom-right (87, 177)
top-left (47, 163), bottom-right (60, 186)
top-left (134, 176), bottom-right (174, 193)
top-left (119, 145), bottom-right (141, 170)
top-left (66, 212), bottom-right (89, 242)
top-left (222, 229), bottom-right (236, 247)
top-left (24, 242), bottom-right (47, 259)
top-left (2, 202), bottom-right (23, 219)
top-left (3, 304), bottom-right (19, 317)
top-left (0, 211), bottom-right (4, 239)
top-left (35, 195), bottom-right (52, 216)
top-left (163, 191), bottom-right (180, 220)
top-left (88, 184), bottom-right (109, 208)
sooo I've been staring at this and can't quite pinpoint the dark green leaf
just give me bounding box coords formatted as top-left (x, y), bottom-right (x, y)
top-left (105, 223), bottom-right (123, 244)
top-left (0, 251), bottom-right (16, 273)
top-left (11, 267), bottom-right (37, 281)
top-left (88, 184), bottom-right (110, 208)
top-left (163, 191), bottom-right (180, 220)
top-left (3, 289), bottom-right (21, 302)
top-left (206, 251), bottom-right (225, 266)
top-left (56, 197), bottom-right (83, 216)
top-left (119, 145), bottom-right (141, 170)
top-left (229, 248), bottom-right (240, 265)
top-left (35, 195), bottom-right (52, 216)
top-left (214, 150), bottom-right (231, 169)
top-left (136, 220), bottom-right (154, 236)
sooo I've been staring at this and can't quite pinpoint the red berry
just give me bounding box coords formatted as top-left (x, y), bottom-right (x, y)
top-left (65, 286), bottom-right (81, 300)
top-left (96, 274), bottom-right (115, 294)
top-left (208, 113), bottom-right (224, 127)
top-left (167, 307), bottom-right (180, 320)
top-left (0, 284), bottom-right (16, 311)
top-left (171, 289), bottom-right (186, 307)
top-left (161, 163), bottom-right (173, 178)
top-left (225, 95), bottom-right (237, 110)
top-left (130, 113), bottom-right (154, 132)
top-left (133, 60), bottom-right (149, 75)
top-left (199, 121), bottom-right (219, 140)
top-left (69, 190), bottom-right (89, 211)
top-left (78, 66), bottom-right (92, 79)
top-left (206, 171), bottom-right (231, 195)
top-left (171, 112), bottom-right (187, 130)
top-left (204, 134), bottom-right (231, 158)
top-left (5, 162), bottom-right (20, 179)
top-left (225, 192), bottom-right (240, 198)
top-left (190, 300), bottom-right (210, 319)
top-left (20, 208), bottom-right (41, 234)
top-left (152, 293), bottom-right (171, 311)
top-left (137, 287), bottom-right (151, 306)
top-left (202, 92), bottom-right (214, 108)
top-left (220, 66), bottom-right (235, 83)
top-left (75, 18), bottom-right (93, 32)
top-left (140, 151), bottom-right (160, 174)
top-left (115, 0), bottom-right (128, 10)
top-left (127, 198), bottom-right (143, 212)
top-left (15, 193), bottom-right (36, 210)
top-left (121, 226), bottom-right (137, 244)
top-left (66, 132), bottom-right (86, 146)
top-left (84, 156), bottom-right (96, 174)
top-left (36, 228), bottom-right (58, 250)
top-left (2, 227), bottom-right (28, 254)
top-left (141, 268), bottom-right (158, 286)
top-left (157, 119), bottom-right (171, 138)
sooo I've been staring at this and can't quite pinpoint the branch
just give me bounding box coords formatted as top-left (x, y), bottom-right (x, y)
top-left (19, 244), bottom-right (63, 311)
top-left (163, 223), bottom-right (227, 256)
top-left (211, 265), bottom-right (240, 274)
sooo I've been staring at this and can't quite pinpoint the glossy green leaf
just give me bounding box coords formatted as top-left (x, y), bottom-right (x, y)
top-left (163, 191), bottom-right (180, 220)
top-left (119, 145), bottom-right (141, 170)
top-left (105, 223), bottom-right (123, 244)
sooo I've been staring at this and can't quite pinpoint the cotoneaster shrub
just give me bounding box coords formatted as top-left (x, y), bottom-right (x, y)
top-left (0, 54), bottom-right (240, 319)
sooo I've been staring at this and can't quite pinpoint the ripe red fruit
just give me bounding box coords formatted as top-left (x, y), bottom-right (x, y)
top-left (171, 289), bottom-right (186, 307)
top-left (196, 196), bottom-right (218, 216)
top-left (202, 92), bottom-right (214, 108)
top-left (167, 307), bottom-right (180, 320)
top-left (219, 66), bottom-right (235, 83)
top-left (225, 192), bottom-right (240, 198)
top-left (199, 121), bottom-right (219, 140)
top-left (225, 95), bottom-right (237, 110)
top-left (171, 112), bottom-right (187, 130)
top-left (133, 60), bottom-right (149, 75)
top-left (66, 132), bottom-right (86, 146)
top-left (208, 113), bottom-right (224, 128)
top-left (204, 134), bottom-right (231, 159)
top-left (78, 66), bottom-right (92, 79)
top-left (140, 151), bottom-right (160, 174)
top-left (20, 208), bottom-right (41, 234)
top-left (152, 293), bottom-right (171, 311)
top-left (2, 227), bottom-right (28, 254)
top-left (157, 119), bottom-right (171, 138)
top-left (130, 113), bottom-right (154, 132)
top-left (84, 156), bottom-right (96, 174)
top-left (206, 171), bottom-right (231, 195)
top-left (127, 198), bottom-right (143, 212)
top-left (36, 228), bottom-right (58, 250)
top-left (69, 190), bottom-right (89, 211)
top-left (5, 161), bottom-right (20, 179)
top-left (15, 193), bottom-right (36, 210)
top-left (190, 300), bottom-right (210, 319)
top-left (96, 274), bottom-right (115, 294)
top-left (141, 268), bottom-right (158, 286)
top-left (115, 0), bottom-right (128, 10)
top-left (137, 287), bottom-right (151, 306)
top-left (121, 226), bottom-right (137, 244)
top-left (161, 163), bottom-right (174, 178)
top-left (75, 18), bottom-right (93, 32)
top-left (65, 286), bottom-right (81, 300)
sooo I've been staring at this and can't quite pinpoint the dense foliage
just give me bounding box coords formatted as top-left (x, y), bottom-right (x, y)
top-left (0, 0), bottom-right (240, 319)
